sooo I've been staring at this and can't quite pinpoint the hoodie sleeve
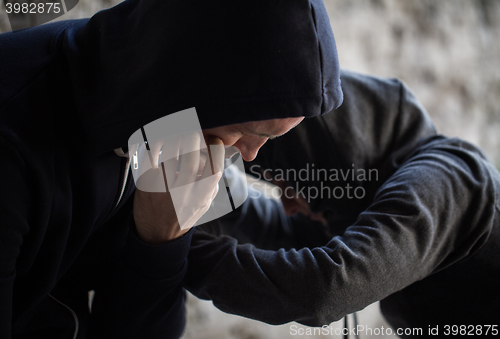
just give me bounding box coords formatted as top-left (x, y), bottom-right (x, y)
top-left (0, 135), bottom-right (31, 339)
top-left (199, 182), bottom-right (332, 251)
top-left (184, 139), bottom-right (496, 326)
top-left (87, 210), bottom-right (193, 339)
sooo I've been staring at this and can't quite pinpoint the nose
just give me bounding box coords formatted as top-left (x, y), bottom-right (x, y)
top-left (240, 149), bottom-right (259, 162)
top-left (234, 137), bottom-right (267, 162)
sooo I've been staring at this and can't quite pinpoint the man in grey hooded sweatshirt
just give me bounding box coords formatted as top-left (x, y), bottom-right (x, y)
top-left (185, 28), bottom-right (500, 339)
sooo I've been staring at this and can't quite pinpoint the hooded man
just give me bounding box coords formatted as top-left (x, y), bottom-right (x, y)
top-left (0, 0), bottom-right (343, 338)
top-left (185, 71), bottom-right (500, 334)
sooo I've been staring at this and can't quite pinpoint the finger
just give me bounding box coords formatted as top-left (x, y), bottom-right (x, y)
top-left (171, 172), bottom-right (222, 229)
top-left (148, 139), bottom-right (164, 168)
top-left (174, 133), bottom-right (201, 188)
top-left (160, 137), bottom-right (182, 189)
top-left (136, 166), bottom-right (167, 193)
top-left (296, 203), bottom-right (312, 216)
top-left (161, 158), bottom-right (178, 191)
top-left (182, 180), bottom-right (219, 229)
top-left (211, 182), bottom-right (219, 200)
top-left (183, 172), bottom-right (221, 211)
top-left (200, 136), bottom-right (224, 180)
top-left (209, 136), bottom-right (225, 174)
top-left (296, 194), bottom-right (311, 208)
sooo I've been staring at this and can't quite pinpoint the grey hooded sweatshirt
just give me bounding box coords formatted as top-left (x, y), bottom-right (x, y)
top-left (185, 70), bottom-right (500, 336)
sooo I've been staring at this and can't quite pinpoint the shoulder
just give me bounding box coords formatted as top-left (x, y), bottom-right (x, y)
top-left (0, 20), bottom-right (82, 106)
top-left (335, 69), bottom-right (412, 128)
top-left (340, 69), bottom-right (403, 101)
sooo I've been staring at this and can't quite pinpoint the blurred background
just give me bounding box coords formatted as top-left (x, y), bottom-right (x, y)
top-left (2, 0), bottom-right (499, 338)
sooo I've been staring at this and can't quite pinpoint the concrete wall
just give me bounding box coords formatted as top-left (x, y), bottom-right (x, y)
top-left (326, 0), bottom-right (500, 168)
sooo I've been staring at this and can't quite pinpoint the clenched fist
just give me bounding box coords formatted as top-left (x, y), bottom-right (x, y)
top-left (133, 135), bottom-right (224, 244)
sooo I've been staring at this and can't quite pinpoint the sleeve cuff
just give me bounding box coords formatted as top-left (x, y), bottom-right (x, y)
top-left (123, 221), bottom-right (194, 280)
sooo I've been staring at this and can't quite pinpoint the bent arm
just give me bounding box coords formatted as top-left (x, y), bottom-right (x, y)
top-left (185, 141), bottom-right (495, 326)
top-left (87, 202), bottom-right (194, 339)
top-left (0, 135), bottom-right (31, 339)
top-left (199, 167), bottom-right (330, 250)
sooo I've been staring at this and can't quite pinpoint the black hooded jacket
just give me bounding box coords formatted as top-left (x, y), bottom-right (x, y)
top-left (0, 0), bottom-right (342, 338)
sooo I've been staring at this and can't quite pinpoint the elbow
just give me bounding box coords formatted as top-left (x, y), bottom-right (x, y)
top-left (294, 291), bottom-right (345, 327)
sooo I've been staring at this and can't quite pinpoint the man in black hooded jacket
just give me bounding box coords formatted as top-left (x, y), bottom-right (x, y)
top-left (0, 0), bottom-right (343, 338)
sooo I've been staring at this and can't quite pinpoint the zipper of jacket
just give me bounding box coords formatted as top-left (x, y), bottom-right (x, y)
top-left (48, 294), bottom-right (79, 339)
top-left (115, 157), bottom-right (131, 209)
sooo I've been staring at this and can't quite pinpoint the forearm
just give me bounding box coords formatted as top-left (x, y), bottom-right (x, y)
top-left (185, 143), bottom-right (495, 326)
top-left (88, 216), bottom-right (193, 339)
top-left (200, 173), bottom-right (330, 250)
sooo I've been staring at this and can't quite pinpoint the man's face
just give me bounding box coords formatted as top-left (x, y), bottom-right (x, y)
top-left (202, 117), bottom-right (304, 162)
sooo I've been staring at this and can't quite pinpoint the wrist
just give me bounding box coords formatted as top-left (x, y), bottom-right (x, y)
top-left (124, 223), bottom-right (195, 279)
top-left (134, 221), bottom-right (190, 245)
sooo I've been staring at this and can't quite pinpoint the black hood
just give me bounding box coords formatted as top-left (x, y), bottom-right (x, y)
top-left (61, 0), bottom-right (343, 155)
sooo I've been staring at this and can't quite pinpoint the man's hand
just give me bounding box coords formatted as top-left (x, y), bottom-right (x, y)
top-left (133, 135), bottom-right (224, 245)
top-left (270, 177), bottom-right (327, 227)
